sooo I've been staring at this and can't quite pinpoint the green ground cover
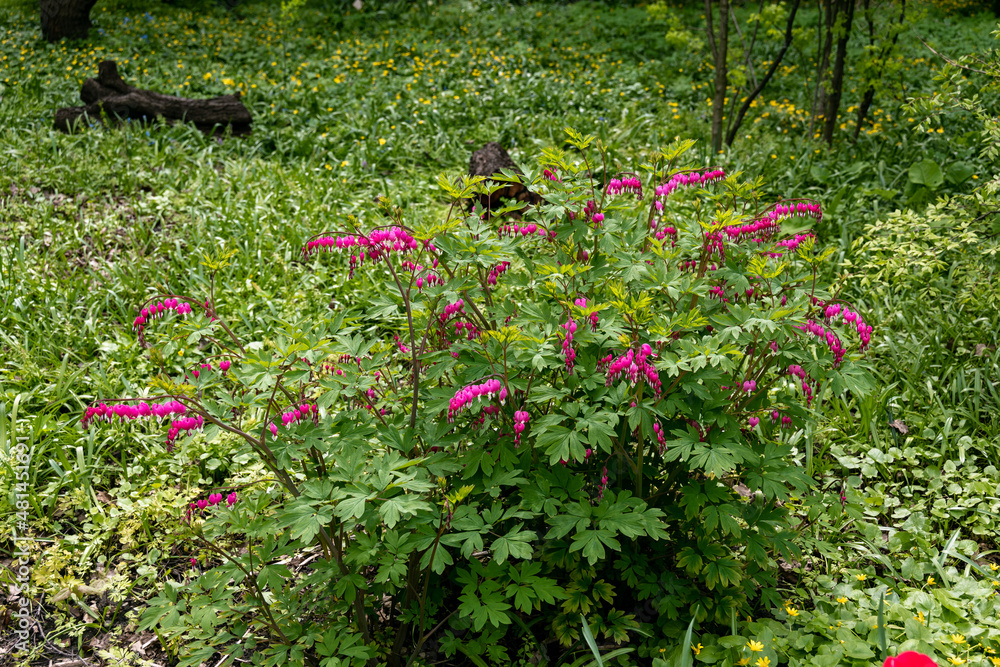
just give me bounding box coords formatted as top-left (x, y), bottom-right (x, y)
top-left (2, 0), bottom-right (1000, 665)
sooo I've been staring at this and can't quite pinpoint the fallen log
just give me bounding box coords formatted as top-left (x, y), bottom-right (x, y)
top-left (55, 60), bottom-right (252, 136)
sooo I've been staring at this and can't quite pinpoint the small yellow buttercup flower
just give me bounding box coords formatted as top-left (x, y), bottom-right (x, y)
top-left (692, 643), bottom-right (703, 656)
top-left (837, 596), bottom-right (848, 604)
top-left (747, 640), bottom-right (764, 652)
top-left (736, 659), bottom-right (750, 666)
top-left (947, 658), bottom-right (965, 666)
top-left (856, 574), bottom-right (867, 581)
top-left (914, 611), bottom-right (926, 625)
top-left (785, 606), bottom-right (800, 617)
top-left (928, 576), bottom-right (936, 586)
top-left (989, 657), bottom-right (1000, 666)
top-left (990, 563), bottom-right (999, 572)
top-left (952, 635), bottom-right (967, 645)
top-left (756, 658), bottom-right (771, 667)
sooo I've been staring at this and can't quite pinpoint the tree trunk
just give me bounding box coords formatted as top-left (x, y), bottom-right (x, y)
top-left (852, 0), bottom-right (905, 142)
top-left (809, 0), bottom-right (836, 135)
top-left (705, 0), bottom-right (730, 154)
top-left (725, 0), bottom-right (802, 147)
top-left (41, 0), bottom-right (99, 42)
top-left (821, 0), bottom-right (855, 145)
top-left (55, 60), bottom-right (253, 136)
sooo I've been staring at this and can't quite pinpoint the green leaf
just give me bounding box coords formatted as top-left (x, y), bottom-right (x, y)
top-left (335, 492), bottom-right (373, 520)
top-left (580, 614), bottom-right (604, 667)
top-left (491, 526), bottom-right (535, 564)
top-left (570, 529), bottom-right (621, 564)
top-left (679, 612), bottom-right (697, 667)
top-left (945, 161), bottom-right (976, 185)
top-left (703, 558), bottom-right (742, 590)
top-left (908, 159), bottom-right (944, 190)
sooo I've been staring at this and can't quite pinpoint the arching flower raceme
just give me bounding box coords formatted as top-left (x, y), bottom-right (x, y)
top-left (606, 176), bottom-right (642, 198)
top-left (132, 298), bottom-right (195, 344)
top-left (654, 169), bottom-right (725, 198)
top-left (562, 317), bottom-right (578, 374)
top-left (605, 343), bottom-right (662, 397)
top-left (448, 379), bottom-right (508, 421)
top-left (302, 227), bottom-right (423, 278)
top-left (497, 223), bottom-right (552, 240)
top-left (513, 410), bottom-right (530, 447)
top-left (80, 400), bottom-right (187, 427)
top-left (166, 415), bottom-right (204, 451)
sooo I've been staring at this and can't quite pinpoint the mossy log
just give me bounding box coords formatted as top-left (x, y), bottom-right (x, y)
top-left (55, 60), bottom-right (252, 136)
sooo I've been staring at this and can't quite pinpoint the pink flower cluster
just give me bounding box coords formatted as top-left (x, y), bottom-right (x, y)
top-left (605, 343), bottom-right (662, 397)
top-left (167, 414), bottom-right (204, 450)
top-left (133, 298), bottom-right (194, 342)
top-left (487, 261), bottom-right (510, 286)
top-left (775, 233), bottom-right (815, 252)
top-left (742, 380), bottom-right (757, 393)
top-left (823, 304), bottom-right (873, 350)
top-left (655, 169), bottom-right (725, 198)
top-left (448, 379), bottom-right (508, 421)
top-left (787, 364), bottom-right (813, 406)
top-left (772, 410), bottom-right (793, 428)
top-left (439, 299), bottom-right (464, 323)
top-left (280, 403), bottom-right (318, 427)
top-left (453, 321), bottom-right (479, 340)
top-left (81, 399), bottom-right (187, 428)
top-left (562, 317), bottom-right (578, 374)
top-left (767, 201), bottom-right (822, 222)
top-left (498, 223), bottom-right (552, 240)
top-left (582, 200), bottom-right (602, 228)
top-left (652, 422), bottom-right (666, 453)
top-left (704, 231), bottom-right (725, 261)
top-left (513, 410), bottom-right (530, 446)
top-left (652, 223), bottom-right (678, 244)
top-left (798, 319), bottom-right (846, 367)
top-left (402, 260), bottom-right (444, 291)
top-left (187, 491), bottom-right (238, 519)
top-left (723, 218), bottom-right (780, 243)
top-left (606, 176), bottom-right (642, 198)
top-left (574, 297), bottom-right (599, 331)
top-left (302, 227), bottom-right (420, 278)
top-left (597, 466), bottom-right (609, 501)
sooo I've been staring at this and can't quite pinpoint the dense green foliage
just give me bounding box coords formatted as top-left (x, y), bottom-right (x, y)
top-left (2, 0), bottom-right (1000, 665)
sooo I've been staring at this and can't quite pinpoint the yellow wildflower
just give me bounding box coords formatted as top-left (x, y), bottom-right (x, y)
top-left (952, 635), bottom-right (967, 645)
top-left (914, 611), bottom-right (926, 625)
top-left (837, 596), bottom-right (849, 604)
top-left (989, 658), bottom-right (1000, 666)
top-left (785, 606), bottom-right (800, 617)
top-left (692, 643), bottom-right (703, 656)
top-left (947, 658), bottom-right (965, 666)
top-left (928, 576), bottom-right (936, 586)
top-left (856, 574), bottom-right (867, 581)
top-left (747, 640), bottom-right (764, 652)
top-left (756, 658), bottom-right (771, 667)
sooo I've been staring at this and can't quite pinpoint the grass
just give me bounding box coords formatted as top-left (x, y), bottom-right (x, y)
top-left (2, 0), bottom-right (1000, 664)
